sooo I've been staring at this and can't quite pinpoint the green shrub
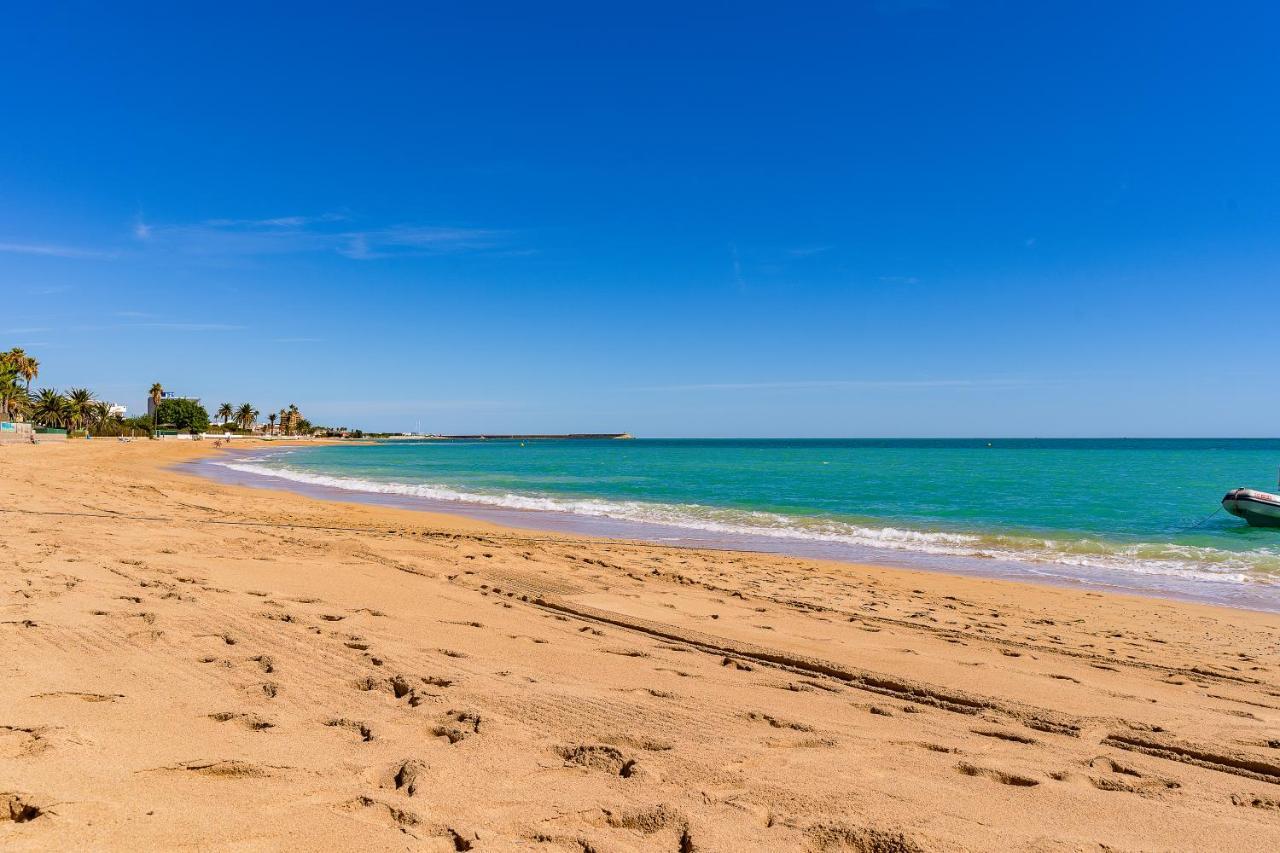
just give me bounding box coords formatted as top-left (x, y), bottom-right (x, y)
top-left (117, 416), bottom-right (155, 437)
top-left (155, 398), bottom-right (210, 432)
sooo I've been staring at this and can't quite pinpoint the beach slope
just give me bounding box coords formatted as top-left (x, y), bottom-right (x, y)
top-left (2, 442), bottom-right (1278, 851)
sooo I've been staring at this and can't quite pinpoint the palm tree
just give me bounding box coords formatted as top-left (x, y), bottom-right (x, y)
top-left (90, 401), bottom-right (113, 431)
top-left (66, 388), bottom-right (95, 431)
top-left (0, 366), bottom-right (29, 422)
top-left (267, 412), bottom-right (277, 435)
top-left (287, 404), bottom-right (300, 436)
top-left (31, 388), bottom-right (67, 427)
top-left (235, 403), bottom-right (256, 431)
top-left (149, 382), bottom-right (164, 429)
top-left (217, 402), bottom-right (234, 426)
top-left (3, 348), bottom-right (38, 391)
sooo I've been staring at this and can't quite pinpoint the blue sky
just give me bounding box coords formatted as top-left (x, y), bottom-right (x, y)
top-left (2, 1), bottom-right (1277, 436)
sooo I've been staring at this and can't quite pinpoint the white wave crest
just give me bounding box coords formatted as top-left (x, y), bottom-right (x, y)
top-left (212, 460), bottom-right (1279, 587)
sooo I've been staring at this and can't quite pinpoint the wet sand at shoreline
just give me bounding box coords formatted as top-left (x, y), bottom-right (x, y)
top-left (2, 441), bottom-right (1279, 850)
top-left (194, 447), bottom-right (1280, 614)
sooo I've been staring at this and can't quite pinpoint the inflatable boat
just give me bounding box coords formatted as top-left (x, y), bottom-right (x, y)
top-left (1222, 488), bottom-right (1280, 527)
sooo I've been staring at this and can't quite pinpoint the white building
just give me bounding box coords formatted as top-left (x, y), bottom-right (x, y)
top-left (88, 400), bottom-right (127, 419)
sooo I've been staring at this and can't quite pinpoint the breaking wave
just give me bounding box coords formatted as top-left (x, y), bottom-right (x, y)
top-left (212, 459), bottom-right (1280, 588)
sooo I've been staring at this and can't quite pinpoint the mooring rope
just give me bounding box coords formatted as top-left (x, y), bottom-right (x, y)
top-left (1176, 505), bottom-right (1224, 533)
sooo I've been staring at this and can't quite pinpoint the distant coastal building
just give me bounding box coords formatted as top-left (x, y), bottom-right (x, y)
top-left (147, 391), bottom-right (199, 417)
top-left (278, 406), bottom-right (303, 435)
top-left (97, 401), bottom-right (127, 418)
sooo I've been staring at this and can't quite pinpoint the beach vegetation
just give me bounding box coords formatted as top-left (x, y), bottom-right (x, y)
top-left (235, 402), bottom-right (258, 431)
top-left (88, 415), bottom-right (151, 437)
top-left (25, 385), bottom-right (137, 436)
top-left (2, 347), bottom-right (39, 391)
top-left (114, 416), bottom-right (155, 437)
top-left (156, 397), bottom-right (211, 433)
top-left (6, 348), bottom-right (336, 439)
top-left (1, 348), bottom-right (40, 421)
top-left (65, 388), bottom-right (96, 431)
top-left (148, 381), bottom-right (164, 430)
top-left (0, 367), bottom-right (30, 422)
top-left (30, 388), bottom-right (69, 426)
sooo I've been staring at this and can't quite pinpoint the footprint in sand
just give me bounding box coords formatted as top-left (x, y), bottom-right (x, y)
top-left (31, 691), bottom-right (123, 703)
top-left (1232, 792), bottom-right (1280, 811)
top-left (2, 792), bottom-right (49, 823)
top-left (164, 759), bottom-right (272, 778)
top-left (260, 611), bottom-right (301, 624)
top-left (336, 796), bottom-right (473, 847)
top-left (1066, 756), bottom-right (1181, 794)
top-left (432, 710), bottom-right (481, 744)
top-left (745, 712), bottom-right (813, 732)
top-left (352, 674), bottom-right (430, 706)
top-left (337, 795), bottom-right (421, 835)
top-left (956, 762), bottom-right (1040, 787)
top-left (325, 718), bottom-right (375, 742)
top-left (383, 759), bottom-right (428, 797)
top-left (0, 725), bottom-right (52, 758)
top-left (208, 711), bottom-right (274, 731)
top-left (556, 744), bottom-right (637, 777)
top-left (971, 728), bottom-right (1039, 745)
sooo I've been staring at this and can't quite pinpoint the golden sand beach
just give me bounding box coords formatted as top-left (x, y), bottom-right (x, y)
top-left (2, 441), bottom-right (1278, 851)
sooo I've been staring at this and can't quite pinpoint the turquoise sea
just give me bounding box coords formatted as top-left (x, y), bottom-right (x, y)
top-left (205, 438), bottom-right (1280, 610)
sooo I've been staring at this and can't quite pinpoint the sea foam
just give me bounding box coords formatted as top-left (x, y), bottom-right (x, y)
top-left (213, 459), bottom-right (1279, 588)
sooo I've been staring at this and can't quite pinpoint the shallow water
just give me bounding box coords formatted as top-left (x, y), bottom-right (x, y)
top-left (198, 438), bottom-right (1280, 612)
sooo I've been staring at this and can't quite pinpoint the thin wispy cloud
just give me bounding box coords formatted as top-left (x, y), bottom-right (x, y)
top-left (640, 378), bottom-right (1043, 392)
top-left (3, 214), bottom-right (504, 266)
top-left (126, 322), bottom-right (246, 331)
top-left (135, 217), bottom-right (332, 256)
top-left (338, 225), bottom-right (500, 259)
top-left (786, 246), bottom-right (832, 258)
top-left (0, 242), bottom-right (116, 260)
top-left (7, 322), bottom-right (244, 334)
top-left (134, 213), bottom-right (504, 260)
top-left (203, 213), bottom-right (349, 228)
